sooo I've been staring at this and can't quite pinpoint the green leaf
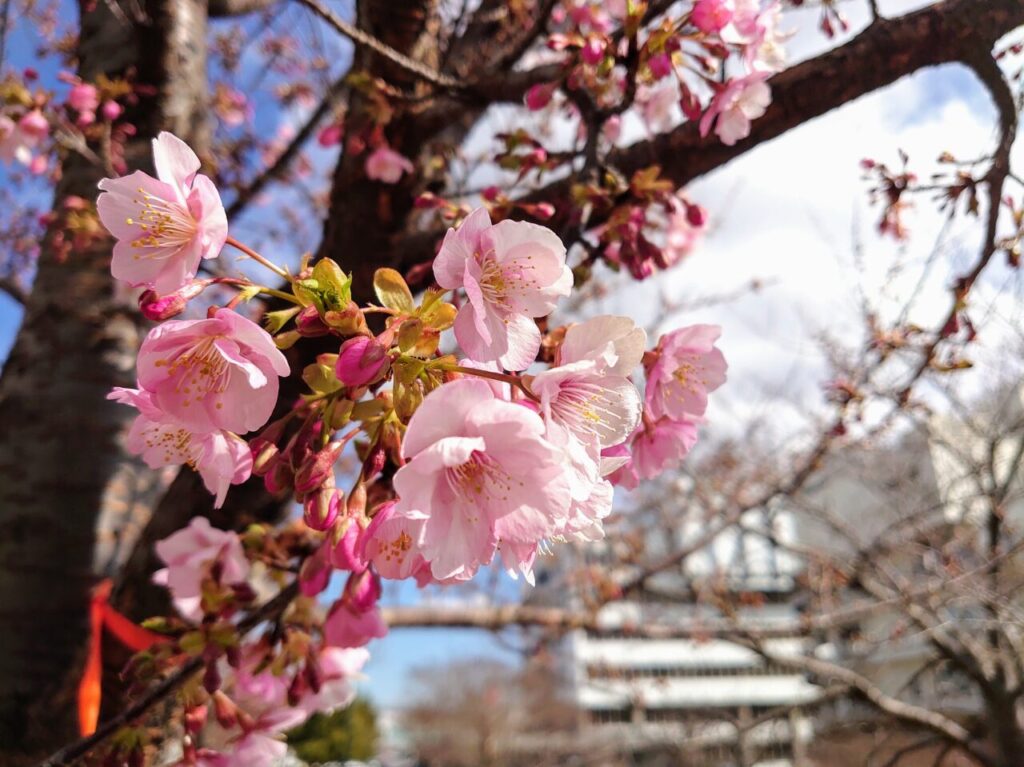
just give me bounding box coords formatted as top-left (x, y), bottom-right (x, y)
top-left (312, 258), bottom-right (352, 311)
top-left (373, 268), bottom-right (414, 312)
top-left (303, 354), bottom-right (343, 395)
top-left (264, 306), bottom-right (301, 334)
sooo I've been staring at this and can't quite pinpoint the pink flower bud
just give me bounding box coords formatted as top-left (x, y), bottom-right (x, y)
top-left (295, 441), bottom-right (344, 495)
top-left (303, 487), bottom-right (340, 531)
top-left (335, 335), bottom-right (389, 388)
top-left (101, 100), bottom-right (123, 121)
top-left (581, 38), bottom-right (606, 66)
top-left (68, 83), bottom-right (100, 113)
top-left (330, 517), bottom-right (368, 573)
top-left (264, 459), bottom-right (294, 495)
top-left (685, 202), bottom-right (708, 228)
top-left (525, 83), bottom-right (555, 111)
top-left (647, 52), bottom-right (673, 79)
top-left (184, 704), bottom-right (208, 735)
top-left (138, 280), bottom-right (209, 321)
top-left (317, 123), bottom-right (343, 147)
top-left (343, 569), bottom-right (381, 613)
top-left (299, 542), bottom-right (333, 596)
top-left (210, 692), bottom-right (237, 730)
top-left (296, 304), bottom-right (329, 337)
top-left (250, 440), bottom-right (279, 477)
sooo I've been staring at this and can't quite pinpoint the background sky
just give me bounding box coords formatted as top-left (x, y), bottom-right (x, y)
top-left (2, 0), bottom-right (1022, 712)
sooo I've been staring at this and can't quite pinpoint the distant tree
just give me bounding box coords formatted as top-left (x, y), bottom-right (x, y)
top-left (287, 697), bottom-right (379, 764)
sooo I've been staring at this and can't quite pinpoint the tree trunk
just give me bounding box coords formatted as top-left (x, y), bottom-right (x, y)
top-left (0, 1), bottom-right (209, 761)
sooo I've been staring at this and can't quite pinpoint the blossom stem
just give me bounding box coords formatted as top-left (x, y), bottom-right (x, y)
top-left (226, 236), bottom-right (291, 281)
top-left (258, 286), bottom-right (304, 305)
top-left (448, 365), bottom-right (539, 402)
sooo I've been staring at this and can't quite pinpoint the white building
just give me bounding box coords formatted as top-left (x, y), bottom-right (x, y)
top-left (544, 388), bottom-right (1024, 766)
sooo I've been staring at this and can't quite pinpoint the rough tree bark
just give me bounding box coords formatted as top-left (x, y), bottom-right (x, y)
top-left (0, 1), bottom-right (209, 761)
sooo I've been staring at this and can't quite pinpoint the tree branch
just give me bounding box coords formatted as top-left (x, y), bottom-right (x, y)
top-left (395, 0), bottom-right (1024, 274)
top-left (0, 276), bottom-right (27, 305)
top-left (743, 641), bottom-right (984, 761)
top-left (208, 0), bottom-right (278, 17)
top-left (226, 74), bottom-right (348, 222)
top-left (295, 0), bottom-right (460, 89)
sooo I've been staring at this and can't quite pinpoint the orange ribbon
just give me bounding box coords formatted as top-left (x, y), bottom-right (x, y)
top-left (78, 579), bottom-right (167, 736)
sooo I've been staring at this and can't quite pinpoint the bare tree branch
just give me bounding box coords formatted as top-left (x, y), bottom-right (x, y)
top-left (208, 0), bottom-right (278, 17)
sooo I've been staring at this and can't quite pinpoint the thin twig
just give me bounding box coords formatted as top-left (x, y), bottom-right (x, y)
top-left (294, 0), bottom-right (460, 89)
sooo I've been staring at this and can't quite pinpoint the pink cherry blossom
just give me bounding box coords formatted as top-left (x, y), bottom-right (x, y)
top-left (135, 308), bottom-right (289, 435)
top-left (0, 112), bottom-right (47, 166)
top-left (645, 324), bottom-right (727, 420)
top-left (662, 195), bottom-right (707, 267)
top-left (699, 73), bottom-right (771, 146)
top-left (151, 517), bottom-right (250, 621)
top-left (393, 379), bottom-right (571, 580)
top-left (365, 145), bottom-right (414, 184)
top-left (323, 599), bottom-right (388, 648)
top-left (692, 0), bottom-right (735, 33)
top-left (609, 416), bottom-right (701, 489)
top-left (360, 501), bottom-right (430, 580)
top-left (723, 0), bottom-right (787, 71)
top-left (530, 315), bottom-right (645, 451)
top-left (68, 82), bottom-right (100, 113)
top-left (647, 52), bottom-right (673, 79)
top-left (97, 132), bottom-right (228, 294)
top-left (297, 646), bottom-right (369, 716)
top-left (109, 387), bottom-right (253, 508)
top-left (433, 208), bottom-right (572, 371)
top-left (639, 82), bottom-right (680, 134)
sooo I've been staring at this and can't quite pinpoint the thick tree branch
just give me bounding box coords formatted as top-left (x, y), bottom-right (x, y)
top-left (396, 0), bottom-right (1024, 274)
top-left (0, 276), bottom-right (27, 305)
top-left (208, 0), bottom-right (277, 16)
top-left (743, 641), bottom-right (985, 762)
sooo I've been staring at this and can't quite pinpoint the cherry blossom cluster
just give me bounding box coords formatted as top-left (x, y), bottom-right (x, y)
top-left (95, 131), bottom-right (726, 763)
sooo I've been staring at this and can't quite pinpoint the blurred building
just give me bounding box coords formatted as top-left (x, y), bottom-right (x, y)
top-left (531, 388), bottom-right (1024, 766)
top-left (531, 503), bottom-right (819, 766)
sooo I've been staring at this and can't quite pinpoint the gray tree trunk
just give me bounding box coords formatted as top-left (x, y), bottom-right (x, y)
top-left (0, 1), bottom-right (208, 762)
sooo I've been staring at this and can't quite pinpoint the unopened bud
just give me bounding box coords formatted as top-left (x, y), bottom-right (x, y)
top-left (202, 661), bottom-right (221, 694)
top-left (305, 652), bottom-right (323, 694)
top-left (296, 304), bottom-right (329, 337)
top-left (343, 569), bottom-right (381, 613)
top-left (139, 280), bottom-right (209, 321)
top-left (347, 482), bottom-right (367, 517)
top-left (184, 704), bottom-right (208, 735)
top-left (685, 202), bottom-right (708, 228)
top-left (251, 440), bottom-right (279, 476)
top-left (295, 442), bottom-right (344, 495)
top-left (212, 691), bottom-right (238, 729)
top-left (304, 487), bottom-right (340, 531)
top-left (299, 542), bottom-right (333, 597)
